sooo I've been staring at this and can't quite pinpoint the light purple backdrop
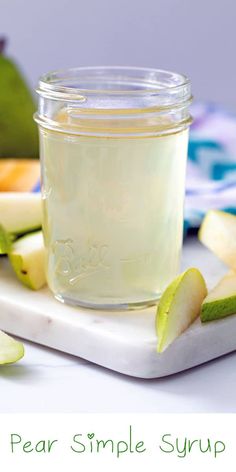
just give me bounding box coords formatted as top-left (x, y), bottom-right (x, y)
top-left (1, 0), bottom-right (235, 109)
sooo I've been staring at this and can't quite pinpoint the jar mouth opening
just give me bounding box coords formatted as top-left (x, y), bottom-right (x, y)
top-left (35, 66), bottom-right (192, 135)
top-left (37, 66), bottom-right (191, 108)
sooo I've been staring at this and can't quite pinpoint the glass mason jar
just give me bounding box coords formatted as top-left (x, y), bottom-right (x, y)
top-left (34, 67), bottom-right (192, 309)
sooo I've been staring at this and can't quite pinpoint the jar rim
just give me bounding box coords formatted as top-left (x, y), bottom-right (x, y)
top-left (35, 66), bottom-right (192, 136)
top-left (37, 66), bottom-right (191, 107)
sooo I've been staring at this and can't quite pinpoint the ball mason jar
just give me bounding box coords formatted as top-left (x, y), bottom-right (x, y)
top-left (34, 67), bottom-right (192, 309)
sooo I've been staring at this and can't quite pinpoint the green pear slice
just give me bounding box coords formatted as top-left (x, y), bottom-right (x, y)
top-left (0, 192), bottom-right (42, 235)
top-left (9, 230), bottom-right (46, 290)
top-left (0, 330), bottom-right (24, 364)
top-left (156, 268), bottom-right (207, 353)
top-left (199, 210), bottom-right (236, 269)
top-left (0, 224), bottom-right (14, 254)
top-left (201, 271), bottom-right (236, 322)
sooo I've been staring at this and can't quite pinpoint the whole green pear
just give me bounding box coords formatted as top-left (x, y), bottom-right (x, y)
top-left (0, 38), bottom-right (38, 158)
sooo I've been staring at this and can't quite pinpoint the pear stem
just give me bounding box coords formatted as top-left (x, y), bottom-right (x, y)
top-left (0, 38), bottom-right (6, 54)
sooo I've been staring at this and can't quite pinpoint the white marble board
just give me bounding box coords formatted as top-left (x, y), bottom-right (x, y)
top-left (0, 238), bottom-right (235, 379)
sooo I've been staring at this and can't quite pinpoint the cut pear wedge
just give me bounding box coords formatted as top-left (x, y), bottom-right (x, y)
top-left (9, 230), bottom-right (46, 290)
top-left (0, 330), bottom-right (24, 365)
top-left (156, 268), bottom-right (207, 353)
top-left (201, 271), bottom-right (236, 322)
top-left (0, 192), bottom-right (42, 235)
top-left (0, 224), bottom-right (13, 254)
top-left (199, 210), bottom-right (236, 269)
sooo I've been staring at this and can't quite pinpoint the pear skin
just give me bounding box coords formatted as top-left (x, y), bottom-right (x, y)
top-left (0, 38), bottom-right (38, 158)
top-left (9, 231), bottom-right (46, 290)
top-left (201, 271), bottom-right (236, 322)
top-left (0, 330), bottom-right (24, 365)
top-left (156, 268), bottom-right (207, 353)
top-left (0, 224), bottom-right (13, 254)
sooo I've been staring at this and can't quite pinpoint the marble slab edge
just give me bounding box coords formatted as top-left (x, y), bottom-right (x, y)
top-left (0, 290), bottom-right (236, 379)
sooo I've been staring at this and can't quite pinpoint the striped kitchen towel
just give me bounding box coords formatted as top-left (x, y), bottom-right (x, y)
top-left (185, 102), bottom-right (236, 231)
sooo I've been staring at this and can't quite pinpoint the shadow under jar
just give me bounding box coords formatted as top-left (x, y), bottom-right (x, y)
top-left (34, 66), bottom-right (192, 310)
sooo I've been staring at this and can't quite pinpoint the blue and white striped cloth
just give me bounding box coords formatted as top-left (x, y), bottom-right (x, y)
top-left (185, 102), bottom-right (236, 232)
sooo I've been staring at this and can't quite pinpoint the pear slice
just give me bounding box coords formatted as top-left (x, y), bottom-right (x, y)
top-left (0, 192), bottom-right (42, 235)
top-left (201, 271), bottom-right (236, 322)
top-left (199, 210), bottom-right (236, 269)
top-left (0, 224), bottom-right (13, 254)
top-left (9, 230), bottom-right (46, 290)
top-left (0, 330), bottom-right (24, 364)
top-left (156, 268), bottom-right (207, 353)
